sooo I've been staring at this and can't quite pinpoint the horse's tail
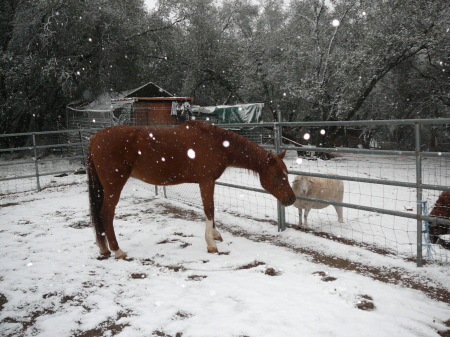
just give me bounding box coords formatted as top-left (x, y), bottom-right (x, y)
top-left (87, 146), bottom-right (104, 237)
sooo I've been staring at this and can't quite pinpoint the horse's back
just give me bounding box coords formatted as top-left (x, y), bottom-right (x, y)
top-left (89, 122), bottom-right (230, 186)
top-left (90, 125), bottom-right (138, 148)
top-left (89, 125), bottom-right (143, 160)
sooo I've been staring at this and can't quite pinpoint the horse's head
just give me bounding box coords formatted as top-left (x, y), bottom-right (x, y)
top-left (259, 150), bottom-right (296, 206)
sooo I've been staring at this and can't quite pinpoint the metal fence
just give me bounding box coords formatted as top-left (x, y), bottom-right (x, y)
top-left (275, 119), bottom-right (450, 267)
top-left (1, 118), bottom-right (450, 267)
top-left (0, 129), bottom-right (99, 193)
top-left (160, 118), bottom-right (450, 267)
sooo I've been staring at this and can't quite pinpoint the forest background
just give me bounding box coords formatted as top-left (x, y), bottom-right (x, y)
top-left (0, 0), bottom-right (449, 137)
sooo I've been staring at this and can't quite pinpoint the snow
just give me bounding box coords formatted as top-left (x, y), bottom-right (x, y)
top-left (187, 149), bottom-right (196, 159)
top-left (1, 151), bottom-right (450, 336)
top-left (332, 19), bottom-right (340, 27)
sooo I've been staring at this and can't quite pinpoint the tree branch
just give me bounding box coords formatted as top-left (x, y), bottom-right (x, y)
top-left (128, 16), bottom-right (186, 40)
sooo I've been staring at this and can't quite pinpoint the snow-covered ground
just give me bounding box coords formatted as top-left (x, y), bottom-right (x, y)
top-left (1, 149), bottom-right (449, 337)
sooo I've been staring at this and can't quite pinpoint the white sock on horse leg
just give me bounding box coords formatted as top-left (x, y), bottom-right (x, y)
top-left (205, 219), bottom-right (218, 253)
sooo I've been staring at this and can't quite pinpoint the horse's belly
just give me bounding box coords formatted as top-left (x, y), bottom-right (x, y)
top-left (130, 167), bottom-right (195, 185)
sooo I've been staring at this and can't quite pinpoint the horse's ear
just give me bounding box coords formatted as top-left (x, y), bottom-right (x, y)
top-left (277, 150), bottom-right (287, 159)
top-left (267, 152), bottom-right (276, 163)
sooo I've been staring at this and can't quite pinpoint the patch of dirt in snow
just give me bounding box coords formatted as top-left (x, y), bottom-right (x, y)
top-left (152, 329), bottom-right (183, 337)
top-left (355, 294), bottom-right (376, 311)
top-left (437, 320), bottom-right (450, 337)
top-left (187, 275), bottom-right (207, 281)
top-left (236, 261), bottom-right (265, 270)
top-left (72, 311), bottom-right (132, 337)
top-left (68, 220), bottom-right (91, 229)
top-left (0, 293), bottom-right (7, 311)
top-left (0, 202), bottom-right (20, 208)
top-left (313, 271), bottom-right (337, 282)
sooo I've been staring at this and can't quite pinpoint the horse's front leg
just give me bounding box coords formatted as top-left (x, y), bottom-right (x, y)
top-left (199, 181), bottom-right (221, 253)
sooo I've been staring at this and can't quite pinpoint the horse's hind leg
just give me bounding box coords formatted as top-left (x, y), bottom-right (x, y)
top-left (100, 177), bottom-right (129, 259)
top-left (101, 192), bottom-right (127, 259)
top-left (96, 231), bottom-right (110, 256)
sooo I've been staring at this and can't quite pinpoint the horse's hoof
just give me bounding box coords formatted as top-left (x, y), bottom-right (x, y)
top-left (113, 249), bottom-right (127, 259)
top-left (100, 250), bottom-right (111, 256)
top-left (214, 234), bottom-right (223, 242)
top-left (115, 253), bottom-right (127, 259)
top-left (207, 247), bottom-right (219, 254)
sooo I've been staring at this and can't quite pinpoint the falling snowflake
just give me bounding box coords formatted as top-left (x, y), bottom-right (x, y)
top-left (332, 19), bottom-right (340, 27)
top-left (223, 140), bottom-right (230, 147)
top-left (187, 149), bottom-right (196, 159)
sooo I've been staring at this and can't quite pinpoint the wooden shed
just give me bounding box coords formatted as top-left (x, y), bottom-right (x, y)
top-left (131, 97), bottom-right (193, 126)
top-left (112, 82), bottom-right (194, 126)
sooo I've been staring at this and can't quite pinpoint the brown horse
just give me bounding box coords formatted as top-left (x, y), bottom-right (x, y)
top-left (87, 120), bottom-right (296, 258)
top-left (429, 191), bottom-right (450, 245)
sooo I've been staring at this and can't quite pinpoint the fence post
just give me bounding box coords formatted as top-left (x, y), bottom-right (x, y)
top-left (78, 130), bottom-right (86, 167)
top-left (415, 123), bottom-right (423, 267)
top-left (274, 121), bottom-right (286, 232)
top-left (32, 133), bottom-right (41, 191)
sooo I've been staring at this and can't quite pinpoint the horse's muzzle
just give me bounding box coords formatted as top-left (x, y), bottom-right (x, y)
top-left (282, 195), bottom-right (296, 206)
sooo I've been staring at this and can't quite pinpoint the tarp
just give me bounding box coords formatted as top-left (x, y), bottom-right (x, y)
top-left (193, 103), bottom-right (263, 123)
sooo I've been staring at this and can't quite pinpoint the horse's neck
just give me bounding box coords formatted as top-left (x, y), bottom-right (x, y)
top-left (227, 137), bottom-right (265, 174)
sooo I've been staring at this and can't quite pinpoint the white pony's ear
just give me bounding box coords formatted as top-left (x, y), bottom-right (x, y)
top-left (308, 179), bottom-right (315, 184)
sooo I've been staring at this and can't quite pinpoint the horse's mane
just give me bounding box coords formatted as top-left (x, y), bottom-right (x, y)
top-left (194, 121), bottom-right (267, 173)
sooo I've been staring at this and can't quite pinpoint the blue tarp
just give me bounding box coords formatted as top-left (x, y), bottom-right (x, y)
top-left (193, 103), bottom-right (263, 123)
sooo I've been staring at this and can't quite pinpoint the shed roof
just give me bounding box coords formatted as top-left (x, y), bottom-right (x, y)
top-left (71, 82), bottom-right (191, 111)
top-left (125, 82), bottom-right (173, 98)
